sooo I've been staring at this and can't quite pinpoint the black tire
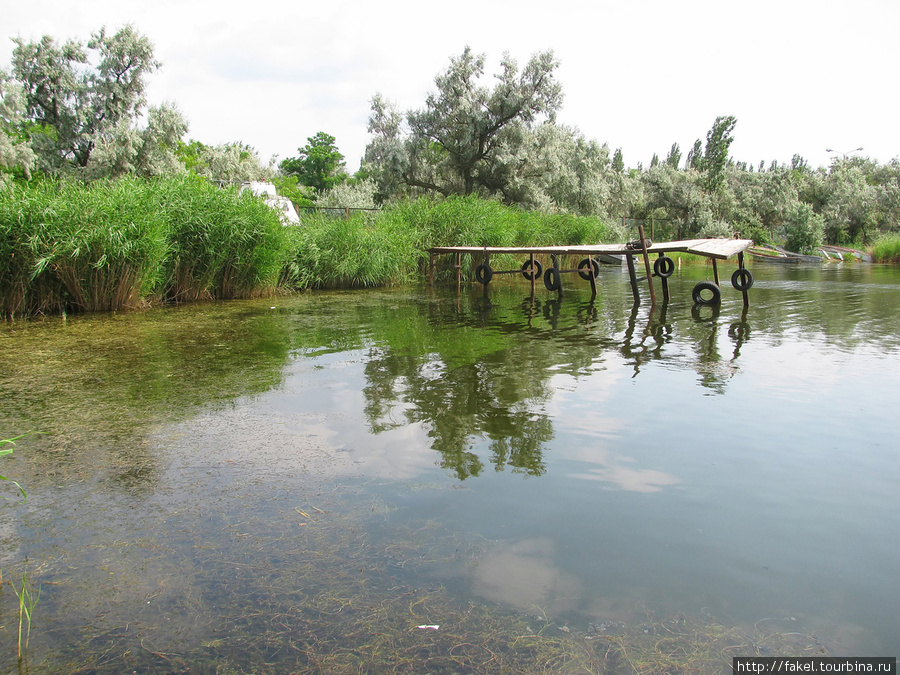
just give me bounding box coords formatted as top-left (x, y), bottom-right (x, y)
top-left (692, 281), bottom-right (721, 306)
top-left (653, 255), bottom-right (675, 278)
top-left (475, 263), bottom-right (493, 285)
top-left (521, 259), bottom-right (544, 281)
top-left (577, 258), bottom-right (601, 280)
top-left (731, 268), bottom-right (754, 292)
top-left (543, 266), bottom-right (561, 291)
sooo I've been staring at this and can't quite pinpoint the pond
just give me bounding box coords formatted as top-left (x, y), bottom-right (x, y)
top-left (0, 260), bottom-right (898, 672)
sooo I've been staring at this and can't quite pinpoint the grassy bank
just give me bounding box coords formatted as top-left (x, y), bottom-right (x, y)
top-left (2, 180), bottom-right (620, 316)
top-left (0, 175), bottom-right (289, 316)
top-left (871, 233), bottom-right (900, 263)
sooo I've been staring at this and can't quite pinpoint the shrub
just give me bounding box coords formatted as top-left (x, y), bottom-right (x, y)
top-left (783, 202), bottom-right (824, 254)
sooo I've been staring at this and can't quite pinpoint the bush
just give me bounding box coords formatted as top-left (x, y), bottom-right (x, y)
top-left (783, 202), bottom-right (824, 254)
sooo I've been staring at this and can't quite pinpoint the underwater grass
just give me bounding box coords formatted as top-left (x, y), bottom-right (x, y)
top-left (22, 488), bottom-right (832, 675)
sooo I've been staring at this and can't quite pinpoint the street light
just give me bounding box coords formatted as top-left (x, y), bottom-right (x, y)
top-left (826, 147), bottom-right (864, 160)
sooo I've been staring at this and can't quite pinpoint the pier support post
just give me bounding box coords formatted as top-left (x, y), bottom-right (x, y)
top-left (625, 254), bottom-right (640, 305)
top-left (738, 251), bottom-right (749, 308)
top-left (657, 252), bottom-right (670, 304)
top-left (638, 224), bottom-right (656, 306)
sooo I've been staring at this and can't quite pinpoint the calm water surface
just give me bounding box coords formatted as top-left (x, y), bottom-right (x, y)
top-left (1, 261), bottom-right (898, 671)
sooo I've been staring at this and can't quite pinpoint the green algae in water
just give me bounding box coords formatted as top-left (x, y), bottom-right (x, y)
top-left (2, 275), bottom-right (897, 670)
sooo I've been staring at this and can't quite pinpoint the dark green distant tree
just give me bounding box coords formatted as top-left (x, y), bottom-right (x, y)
top-left (612, 147), bottom-right (624, 172)
top-left (280, 132), bottom-right (348, 194)
top-left (686, 139), bottom-right (703, 170)
top-left (701, 116), bottom-right (737, 191)
top-left (665, 142), bottom-right (681, 169)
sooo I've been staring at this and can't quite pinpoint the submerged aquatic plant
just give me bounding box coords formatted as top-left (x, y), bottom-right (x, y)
top-left (0, 433), bottom-right (27, 501)
top-left (12, 567), bottom-right (40, 663)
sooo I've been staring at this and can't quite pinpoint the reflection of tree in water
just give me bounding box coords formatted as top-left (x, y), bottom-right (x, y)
top-left (363, 345), bottom-right (554, 479)
top-left (360, 284), bottom-right (757, 477)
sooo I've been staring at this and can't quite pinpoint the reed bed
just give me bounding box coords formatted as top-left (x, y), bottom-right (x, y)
top-left (871, 233), bottom-right (900, 263)
top-left (2, 181), bottom-right (622, 316)
top-left (0, 176), bottom-right (290, 316)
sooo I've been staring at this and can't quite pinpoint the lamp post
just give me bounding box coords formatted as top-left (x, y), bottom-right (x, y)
top-left (826, 147), bottom-right (863, 160)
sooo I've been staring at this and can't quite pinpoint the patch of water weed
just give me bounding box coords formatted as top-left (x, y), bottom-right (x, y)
top-left (17, 485), bottom-right (831, 675)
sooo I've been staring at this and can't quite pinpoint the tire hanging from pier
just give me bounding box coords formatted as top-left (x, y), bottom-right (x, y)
top-left (731, 268), bottom-right (754, 292)
top-left (475, 263), bottom-right (493, 285)
top-left (543, 266), bottom-right (561, 291)
top-left (521, 259), bottom-right (543, 281)
top-left (692, 281), bottom-right (721, 305)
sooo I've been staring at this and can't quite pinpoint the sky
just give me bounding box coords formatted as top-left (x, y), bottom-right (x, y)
top-left (4, 0), bottom-right (899, 173)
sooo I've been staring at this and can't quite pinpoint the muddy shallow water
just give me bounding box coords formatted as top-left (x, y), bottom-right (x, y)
top-left (1, 261), bottom-right (898, 672)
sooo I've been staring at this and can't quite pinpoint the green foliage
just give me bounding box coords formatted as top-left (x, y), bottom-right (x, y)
top-left (702, 115), bottom-right (737, 193)
top-left (272, 174), bottom-right (315, 208)
top-left (9, 25), bottom-right (185, 178)
top-left (365, 48), bottom-right (563, 201)
top-left (13, 567), bottom-right (40, 662)
top-left (0, 175), bottom-right (291, 315)
top-left (281, 195), bottom-right (616, 289)
top-left (0, 433), bottom-right (28, 500)
top-left (871, 233), bottom-right (900, 263)
top-left (280, 132), bottom-right (348, 194)
top-left (156, 175), bottom-right (290, 301)
top-left (783, 202), bottom-right (825, 253)
top-left (176, 139), bottom-right (276, 184)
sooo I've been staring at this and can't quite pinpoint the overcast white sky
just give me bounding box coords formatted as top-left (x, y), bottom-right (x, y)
top-left (4, 0), bottom-right (898, 173)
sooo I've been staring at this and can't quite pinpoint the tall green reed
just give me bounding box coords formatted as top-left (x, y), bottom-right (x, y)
top-left (871, 233), bottom-right (900, 263)
top-left (154, 175), bottom-right (290, 301)
top-left (2, 180), bottom-right (620, 310)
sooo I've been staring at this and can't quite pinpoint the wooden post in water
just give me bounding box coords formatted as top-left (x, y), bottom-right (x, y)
top-left (625, 254), bottom-right (640, 305)
top-left (657, 252), bottom-right (670, 303)
top-left (429, 251), bottom-right (435, 286)
top-left (530, 252), bottom-right (536, 295)
top-left (638, 224), bottom-right (656, 306)
top-left (738, 251), bottom-right (749, 308)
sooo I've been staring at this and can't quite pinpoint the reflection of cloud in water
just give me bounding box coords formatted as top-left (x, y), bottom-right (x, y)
top-left (469, 538), bottom-right (582, 616)
top-left (544, 371), bottom-right (679, 492)
top-left (742, 341), bottom-right (842, 399)
top-left (568, 460), bottom-right (681, 493)
top-left (154, 402), bottom-right (437, 482)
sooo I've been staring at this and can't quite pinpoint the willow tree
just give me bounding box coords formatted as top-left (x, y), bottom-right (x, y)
top-left (9, 25), bottom-right (186, 178)
top-left (364, 47), bottom-right (563, 202)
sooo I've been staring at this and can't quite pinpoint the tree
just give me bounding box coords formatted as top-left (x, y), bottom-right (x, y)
top-left (701, 115), bottom-right (737, 192)
top-left (175, 139), bottom-right (277, 184)
top-left (0, 69), bottom-right (37, 183)
top-left (364, 47), bottom-right (563, 201)
top-left (783, 202), bottom-right (824, 253)
top-left (665, 143), bottom-right (681, 170)
top-left (10, 25), bottom-right (179, 176)
top-left (280, 132), bottom-right (348, 194)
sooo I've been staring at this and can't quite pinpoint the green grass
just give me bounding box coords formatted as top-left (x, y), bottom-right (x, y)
top-left (1, 176), bottom-right (290, 316)
top-left (871, 233), bottom-right (900, 263)
top-left (2, 183), bottom-right (623, 313)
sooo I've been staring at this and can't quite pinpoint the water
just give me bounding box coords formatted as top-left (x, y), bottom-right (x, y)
top-left (1, 261), bottom-right (898, 671)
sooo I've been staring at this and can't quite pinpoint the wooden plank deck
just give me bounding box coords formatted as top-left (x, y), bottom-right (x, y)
top-left (428, 238), bottom-right (753, 261)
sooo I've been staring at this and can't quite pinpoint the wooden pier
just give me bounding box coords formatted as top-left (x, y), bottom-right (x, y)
top-left (428, 231), bottom-right (755, 307)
